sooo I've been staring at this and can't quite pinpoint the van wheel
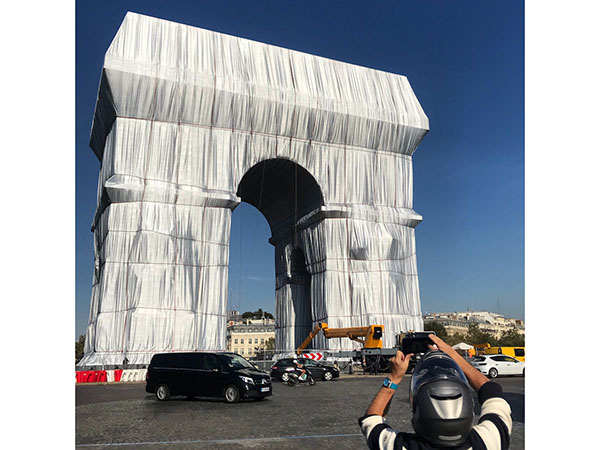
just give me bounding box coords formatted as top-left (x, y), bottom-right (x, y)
top-left (522, 368), bottom-right (525, 377)
top-left (156, 384), bottom-right (170, 401)
top-left (488, 368), bottom-right (498, 378)
top-left (224, 385), bottom-right (240, 403)
top-left (323, 371), bottom-right (333, 381)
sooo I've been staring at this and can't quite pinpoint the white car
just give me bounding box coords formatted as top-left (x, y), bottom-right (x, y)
top-left (469, 355), bottom-right (525, 378)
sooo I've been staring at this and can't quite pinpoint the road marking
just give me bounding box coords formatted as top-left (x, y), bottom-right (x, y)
top-left (76, 433), bottom-right (364, 447)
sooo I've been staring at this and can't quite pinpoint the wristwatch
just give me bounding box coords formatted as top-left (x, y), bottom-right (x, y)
top-left (382, 377), bottom-right (399, 390)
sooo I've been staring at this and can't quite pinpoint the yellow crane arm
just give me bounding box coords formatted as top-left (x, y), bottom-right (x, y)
top-left (323, 326), bottom-right (370, 341)
top-left (296, 323), bottom-right (384, 354)
top-left (296, 323), bottom-right (327, 354)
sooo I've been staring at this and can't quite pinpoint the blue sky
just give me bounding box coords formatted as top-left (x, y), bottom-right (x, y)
top-left (76, 0), bottom-right (524, 338)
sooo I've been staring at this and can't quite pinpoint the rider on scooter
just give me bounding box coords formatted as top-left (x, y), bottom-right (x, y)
top-left (293, 359), bottom-right (307, 380)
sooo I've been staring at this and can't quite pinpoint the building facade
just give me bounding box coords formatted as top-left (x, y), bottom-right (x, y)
top-left (423, 311), bottom-right (525, 338)
top-left (226, 318), bottom-right (275, 358)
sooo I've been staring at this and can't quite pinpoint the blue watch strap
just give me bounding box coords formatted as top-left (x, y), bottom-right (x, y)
top-left (383, 377), bottom-right (398, 390)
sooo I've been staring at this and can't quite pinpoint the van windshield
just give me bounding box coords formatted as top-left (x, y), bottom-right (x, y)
top-left (221, 354), bottom-right (255, 370)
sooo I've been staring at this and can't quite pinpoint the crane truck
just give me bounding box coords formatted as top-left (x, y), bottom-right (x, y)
top-left (296, 322), bottom-right (434, 374)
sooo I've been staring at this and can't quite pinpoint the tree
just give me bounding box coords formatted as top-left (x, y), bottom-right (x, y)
top-left (75, 335), bottom-right (85, 364)
top-left (446, 332), bottom-right (468, 347)
top-left (241, 309), bottom-right (274, 320)
top-left (497, 328), bottom-right (525, 347)
top-left (466, 323), bottom-right (498, 347)
top-left (423, 321), bottom-right (448, 341)
top-left (254, 337), bottom-right (275, 359)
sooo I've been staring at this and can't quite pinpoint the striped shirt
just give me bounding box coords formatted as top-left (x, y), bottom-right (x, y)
top-left (359, 381), bottom-right (512, 450)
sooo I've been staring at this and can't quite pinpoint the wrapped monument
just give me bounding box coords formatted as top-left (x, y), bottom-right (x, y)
top-left (79, 12), bottom-right (429, 367)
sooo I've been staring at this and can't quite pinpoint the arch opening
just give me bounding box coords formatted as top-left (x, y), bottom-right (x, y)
top-left (236, 158), bottom-right (323, 352)
top-left (228, 202), bottom-right (273, 314)
top-left (236, 159), bottom-right (324, 242)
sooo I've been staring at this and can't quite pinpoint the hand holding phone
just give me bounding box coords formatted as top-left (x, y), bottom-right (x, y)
top-left (401, 331), bottom-right (436, 354)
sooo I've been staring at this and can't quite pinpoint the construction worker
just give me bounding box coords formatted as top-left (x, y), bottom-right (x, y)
top-left (359, 334), bottom-right (512, 449)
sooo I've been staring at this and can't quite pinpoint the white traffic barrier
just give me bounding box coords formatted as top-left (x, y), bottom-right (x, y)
top-left (120, 369), bottom-right (147, 382)
top-left (106, 370), bottom-right (115, 382)
top-left (119, 370), bottom-right (131, 382)
top-left (121, 369), bottom-right (134, 382)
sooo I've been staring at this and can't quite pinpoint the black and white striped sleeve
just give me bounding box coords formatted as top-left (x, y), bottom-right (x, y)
top-left (470, 382), bottom-right (512, 450)
top-left (358, 414), bottom-right (405, 450)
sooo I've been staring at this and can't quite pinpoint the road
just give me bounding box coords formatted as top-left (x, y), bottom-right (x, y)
top-left (76, 375), bottom-right (524, 449)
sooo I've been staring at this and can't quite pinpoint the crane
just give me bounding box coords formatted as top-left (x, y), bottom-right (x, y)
top-left (296, 323), bottom-right (434, 374)
top-left (296, 322), bottom-right (384, 354)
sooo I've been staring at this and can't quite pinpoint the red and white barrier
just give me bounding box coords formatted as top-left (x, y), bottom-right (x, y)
top-left (302, 352), bottom-right (324, 361)
top-left (75, 370), bottom-right (107, 383)
top-left (75, 368), bottom-right (143, 383)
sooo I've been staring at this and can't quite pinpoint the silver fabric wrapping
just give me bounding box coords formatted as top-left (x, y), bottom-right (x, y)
top-left (79, 12), bottom-right (429, 367)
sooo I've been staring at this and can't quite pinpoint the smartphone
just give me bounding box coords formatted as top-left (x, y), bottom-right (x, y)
top-left (401, 331), bottom-right (436, 354)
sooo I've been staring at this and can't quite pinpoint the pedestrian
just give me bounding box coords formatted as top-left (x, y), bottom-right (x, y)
top-left (359, 334), bottom-right (512, 449)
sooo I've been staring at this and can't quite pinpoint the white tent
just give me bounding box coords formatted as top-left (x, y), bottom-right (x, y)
top-left (452, 342), bottom-right (474, 351)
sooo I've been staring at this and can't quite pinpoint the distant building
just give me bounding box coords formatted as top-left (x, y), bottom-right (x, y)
top-left (423, 310), bottom-right (524, 338)
top-left (227, 310), bottom-right (243, 325)
top-left (226, 318), bottom-right (275, 357)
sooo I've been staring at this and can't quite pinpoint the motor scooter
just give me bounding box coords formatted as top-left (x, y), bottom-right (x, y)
top-left (286, 368), bottom-right (316, 386)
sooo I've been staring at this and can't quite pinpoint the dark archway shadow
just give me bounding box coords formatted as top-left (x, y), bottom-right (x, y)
top-left (290, 248), bottom-right (312, 348)
top-left (237, 158), bottom-right (324, 238)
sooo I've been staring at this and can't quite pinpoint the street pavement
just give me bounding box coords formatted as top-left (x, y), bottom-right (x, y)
top-left (76, 374), bottom-right (524, 449)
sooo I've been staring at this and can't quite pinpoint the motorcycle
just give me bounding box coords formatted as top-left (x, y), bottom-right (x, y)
top-left (286, 368), bottom-right (316, 386)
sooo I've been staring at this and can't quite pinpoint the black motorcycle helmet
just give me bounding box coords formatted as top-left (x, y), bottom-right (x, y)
top-left (409, 350), bottom-right (474, 447)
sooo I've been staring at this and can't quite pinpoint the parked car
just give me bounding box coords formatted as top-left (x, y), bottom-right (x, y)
top-left (270, 357), bottom-right (340, 381)
top-left (145, 352), bottom-right (272, 403)
top-left (469, 354), bottom-right (525, 378)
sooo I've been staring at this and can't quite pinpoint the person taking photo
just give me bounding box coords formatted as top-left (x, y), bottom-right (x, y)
top-left (359, 334), bottom-right (512, 450)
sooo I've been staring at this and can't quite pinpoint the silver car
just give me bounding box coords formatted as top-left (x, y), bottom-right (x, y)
top-left (469, 354), bottom-right (525, 378)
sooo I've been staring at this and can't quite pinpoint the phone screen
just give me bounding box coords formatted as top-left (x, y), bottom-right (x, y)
top-left (401, 332), bottom-right (435, 354)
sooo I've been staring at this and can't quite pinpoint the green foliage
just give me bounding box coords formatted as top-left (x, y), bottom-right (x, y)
top-left (241, 308), bottom-right (274, 320)
top-left (75, 335), bottom-right (85, 364)
top-left (466, 323), bottom-right (498, 346)
top-left (497, 328), bottom-right (525, 347)
top-left (254, 337), bottom-right (275, 359)
top-left (264, 337), bottom-right (275, 350)
top-left (423, 321), bottom-right (448, 340)
top-left (446, 333), bottom-right (468, 347)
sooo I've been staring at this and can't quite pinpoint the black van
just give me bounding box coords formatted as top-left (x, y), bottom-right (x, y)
top-left (145, 352), bottom-right (272, 403)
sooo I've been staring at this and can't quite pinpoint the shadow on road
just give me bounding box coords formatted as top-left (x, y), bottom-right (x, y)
top-left (503, 392), bottom-right (524, 423)
top-left (474, 392), bottom-right (524, 424)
